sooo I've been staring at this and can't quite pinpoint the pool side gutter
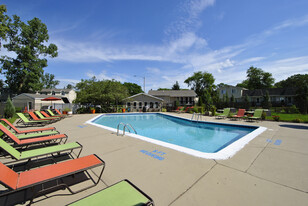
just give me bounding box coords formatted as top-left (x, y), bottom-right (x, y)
top-left (86, 113), bottom-right (266, 160)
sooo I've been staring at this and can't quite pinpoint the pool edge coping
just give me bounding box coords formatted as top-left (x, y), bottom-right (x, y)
top-left (85, 113), bottom-right (267, 160)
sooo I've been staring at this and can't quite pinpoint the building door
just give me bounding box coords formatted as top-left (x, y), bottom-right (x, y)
top-left (28, 102), bottom-right (33, 110)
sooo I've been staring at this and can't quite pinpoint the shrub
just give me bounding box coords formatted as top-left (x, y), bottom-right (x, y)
top-left (261, 111), bottom-right (267, 120)
top-left (15, 107), bottom-right (22, 113)
top-left (289, 105), bottom-right (299, 114)
top-left (272, 115), bottom-right (280, 121)
top-left (4, 96), bottom-right (15, 118)
top-left (292, 118), bottom-right (303, 123)
top-left (210, 105), bottom-right (216, 116)
top-left (161, 108), bottom-right (167, 112)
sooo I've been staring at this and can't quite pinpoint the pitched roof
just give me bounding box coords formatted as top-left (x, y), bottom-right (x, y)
top-left (148, 90), bottom-right (197, 97)
top-left (13, 93), bottom-right (63, 100)
top-left (123, 93), bottom-right (164, 101)
top-left (39, 88), bottom-right (73, 93)
top-left (243, 88), bottom-right (297, 97)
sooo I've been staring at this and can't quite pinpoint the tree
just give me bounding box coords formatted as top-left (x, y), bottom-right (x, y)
top-left (237, 66), bottom-right (274, 90)
top-left (184, 71), bottom-right (215, 102)
top-left (41, 73), bottom-right (59, 89)
top-left (262, 90), bottom-right (271, 109)
top-left (172, 81), bottom-right (180, 90)
top-left (230, 94), bottom-right (235, 108)
top-left (0, 5), bottom-right (9, 49)
top-left (4, 95), bottom-right (15, 118)
top-left (275, 74), bottom-right (308, 114)
top-left (74, 77), bottom-right (129, 109)
top-left (0, 14), bottom-right (58, 94)
top-left (157, 88), bottom-right (171, 90)
top-left (243, 94), bottom-right (250, 110)
top-left (123, 82), bottom-right (143, 95)
top-left (275, 74), bottom-right (308, 88)
top-left (65, 84), bottom-right (73, 89)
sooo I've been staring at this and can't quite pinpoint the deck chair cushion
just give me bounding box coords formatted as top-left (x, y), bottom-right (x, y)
top-left (69, 180), bottom-right (152, 206)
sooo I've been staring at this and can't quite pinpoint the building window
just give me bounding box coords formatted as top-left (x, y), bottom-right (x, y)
top-left (150, 102), bottom-right (153, 108)
top-left (139, 102), bottom-right (142, 108)
top-left (133, 102), bottom-right (137, 109)
top-left (221, 90), bottom-right (226, 94)
top-left (52, 91), bottom-right (55, 95)
top-left (232, 89), bottom-right (236, 94)
top-left (127, 102), bottom-right (131, 107)
top-left (155, 102), bottom-right (158, 108)
top-left (61, 91), bottom-right (65, 95)
top-left (144, 102), bottom-right (148, 107)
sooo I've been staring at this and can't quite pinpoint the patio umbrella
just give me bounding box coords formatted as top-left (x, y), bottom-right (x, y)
top-left (41, 96), bottom-right (63, 108)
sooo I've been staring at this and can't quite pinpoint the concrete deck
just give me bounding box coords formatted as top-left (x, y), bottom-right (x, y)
top-left (1, 113), bottom-right (307, 205)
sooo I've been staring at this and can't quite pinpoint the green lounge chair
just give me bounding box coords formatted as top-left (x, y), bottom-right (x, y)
top-left (16, 113), bottom-right (48, 126)
top-left (34, 111), bottom-right (60, 121)
top-left (0, 118), bottom-right (56, 134)
top-left (216, 108), bottom-right (230, 119)
top-left (68, 179), bottom-right (154, 206)
top-left (47, 109), bottom-right (65, 118)
top-left (247, 109), bottom-right (263, 122)
top-left (176, 107), bottom-right (185, 113)
top-left (0, 138), bottom-right (82, 164)
top-left (0, 123), bottom-right (59, 140)
top-left (0, 154), bottom-right (105, 205)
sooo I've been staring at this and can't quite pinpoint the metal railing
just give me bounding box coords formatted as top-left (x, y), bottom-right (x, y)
top-left (191, 112), bottom-right (201, 122)
top-left (117, 122), bottom-right (137, 136)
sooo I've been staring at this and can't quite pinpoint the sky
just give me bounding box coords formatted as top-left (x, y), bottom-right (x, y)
top-left (1, 0), bottom-right (308, 92)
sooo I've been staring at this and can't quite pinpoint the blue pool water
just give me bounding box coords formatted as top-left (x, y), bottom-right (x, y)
top-left (91, 113), bottom-right (257, 153)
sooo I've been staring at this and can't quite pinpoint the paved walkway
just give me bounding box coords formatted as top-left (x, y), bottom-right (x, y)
top-left (1, 113), bottom-right (307, 205)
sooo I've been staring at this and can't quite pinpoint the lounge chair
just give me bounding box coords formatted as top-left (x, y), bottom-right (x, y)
top-left (34, 111), bottom-right (60, 121)
top-left (231, 109), bottom-right (246, 120)
top-left (41, 110), bottom-right (64, 120)
top-left (0, 118), bottom-right (56, 134)
top-left (0, 154), bottom-right (105, 205)
top-left (215, 108), bottom-right (230, 119)
top-left (16, 113), bottom-right (49, 126)
top-left (0, 138), bottom-right (82, 164)
top-left (0, 123), bottom-right (59, 140)
top-left (172, 106), bottom-right (182, 112)
top-left (0, 123), bottom-right (67, 146)
top-left (247, 109), bottom-right (263, 122)
top-left (68, 179), bottom-right (154, 206)
top-left (47, 109), bottom-right (65, 118)
top-left (176, 107), bottom-right (185, 113)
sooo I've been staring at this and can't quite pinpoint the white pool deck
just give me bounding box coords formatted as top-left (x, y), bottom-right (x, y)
top-left (1, 112), bottom-right (307, 205)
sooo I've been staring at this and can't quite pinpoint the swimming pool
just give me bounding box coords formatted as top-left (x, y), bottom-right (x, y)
top-left (86, 113), bottom-right (266, 159)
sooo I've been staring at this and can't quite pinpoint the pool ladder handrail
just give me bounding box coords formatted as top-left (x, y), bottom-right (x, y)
top-left (191, 112), bottom-right (201, 122)
top-left (117, 122), bottom-right (137, 136)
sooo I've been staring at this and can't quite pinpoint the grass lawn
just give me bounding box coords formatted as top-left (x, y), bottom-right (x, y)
top-left (266, 112), bottom-right (308, 123)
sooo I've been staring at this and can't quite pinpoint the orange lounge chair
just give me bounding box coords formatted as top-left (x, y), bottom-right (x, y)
top-left (28, 112), bottom-right (54, 122)
top-left (0, 154), bottom-right (105, 205)
top-left (41, 110), bottom-right (62, 119)
top-left (0, 123), bottom-right (68, 146)
top-left (0, 118), bottom-right (56, 134)
top-left (231, 109), bottom-right (246, 120)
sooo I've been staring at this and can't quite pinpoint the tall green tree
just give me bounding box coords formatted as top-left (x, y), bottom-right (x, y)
top-left (0, 5), bottom-right (9, 49)
top-left (275, 74), bottom-right (308, 88)
top-left (275, 74), bottom-right (308, 114)
top-left (172, 81), bottom-right (180, 90)
top-left (74, 77), bottom-right (129, 107)
top-left (0, 13), bottom-right (58, 94)
top-left (123, 82), bottom-right (143, 95)
top-left (41, 73), bottom-right (59, 89)
top-left (237, 66), bottom-right (274, 90)
top-left (4, 95), bottom-right (15, 118)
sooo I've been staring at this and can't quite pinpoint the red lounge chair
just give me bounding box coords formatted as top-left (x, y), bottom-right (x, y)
top-left (0, 154), bottom-right (105, 205)
top-left (0, 123), bottom-right (68, 146)
top-left (231, 109), bottom-right (246, 120)
top-left (172, 106), bottom-right (183, 112)
top-left (0, 118), bottom-right (56, 134)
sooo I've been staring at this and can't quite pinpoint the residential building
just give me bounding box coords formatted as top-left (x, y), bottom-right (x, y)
top-left (123, 93), bottom-right (164, 112)
top-left (37, 88), bottom-right (76, 103)
top-left (148, 90), bottom-right (197, 107)
top-left (243, 88), bottom-right (297, 106)
top-left (217, 85), bottom-right (247, 102)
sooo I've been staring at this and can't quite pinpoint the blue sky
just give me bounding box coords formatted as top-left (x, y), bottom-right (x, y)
top-left (1, 0), bottom-right (308, 91)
